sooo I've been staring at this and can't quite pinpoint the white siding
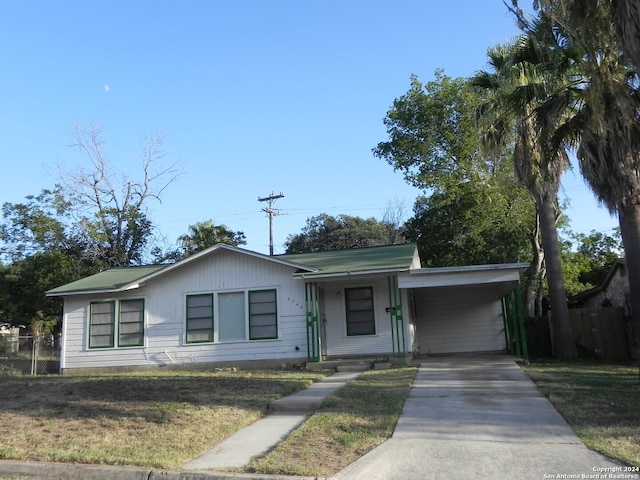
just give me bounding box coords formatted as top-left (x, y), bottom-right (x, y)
top-left (318, 277), bottom-right (399, 358)
top-left (413, 284), bottom-right (506, 355)
top-left (62, 249), bottom-right (308, 371)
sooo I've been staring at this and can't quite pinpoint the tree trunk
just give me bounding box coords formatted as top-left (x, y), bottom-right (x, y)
top-left (618, 204), bottom-right (640, 382)
top-left (525, 212), bottom-right (544, 318)
top-left (538, 196), bottom-right (577, 359)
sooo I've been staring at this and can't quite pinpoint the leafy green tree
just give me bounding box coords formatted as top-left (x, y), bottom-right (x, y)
top-left (373, 70), bottom-right (536, 299)
top-left (562, 229), bottom-right (623, 297)
top-left (175, 220), bottom-right (246, 259)
top-left (284, 214), bottom-right (393, 253)
top-left (0, 187), bottom-right (73, 262)
top-left (374, 71), bottom-right (494, 192)
top-left (405, 178), bottom-right (533, 266)
top-left (0, 252), bottom-right (77, 333)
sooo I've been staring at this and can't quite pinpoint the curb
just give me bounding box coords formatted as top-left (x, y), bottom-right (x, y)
top-left (0, 461), bottom-right (325, 480)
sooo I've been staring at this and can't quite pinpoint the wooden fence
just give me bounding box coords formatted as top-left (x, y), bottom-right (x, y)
top-left (567, 307), bottom-right (631, 361)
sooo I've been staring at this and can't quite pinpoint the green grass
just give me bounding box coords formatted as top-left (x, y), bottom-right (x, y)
top-left (523, 360), bottom-right (640, 466)
top-left (242, 366), bottom-right (418, 477)
top-left (0, 369), bottom-right (328, 469)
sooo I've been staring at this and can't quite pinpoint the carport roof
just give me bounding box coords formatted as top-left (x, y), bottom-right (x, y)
top-left (398, 262), bottom-right (529, 289)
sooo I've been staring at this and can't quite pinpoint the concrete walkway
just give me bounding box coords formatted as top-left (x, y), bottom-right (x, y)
top-left (183, 370), bottom-right (364, 470)
top-left (330, 356), bottom-right (623, 480)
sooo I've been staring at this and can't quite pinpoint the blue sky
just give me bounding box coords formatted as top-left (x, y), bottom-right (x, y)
top-left (0, 0), bottom-right (618, 256)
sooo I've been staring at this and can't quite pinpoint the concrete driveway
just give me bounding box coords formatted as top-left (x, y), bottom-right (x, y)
top-left (331, 356), bottom-right (623, 480)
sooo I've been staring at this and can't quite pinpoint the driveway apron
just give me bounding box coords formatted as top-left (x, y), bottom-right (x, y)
top-left (331, 356), bottom-right (622, 480)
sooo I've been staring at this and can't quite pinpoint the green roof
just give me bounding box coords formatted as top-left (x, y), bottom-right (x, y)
top-left (46, 243), bottom-right (418, 296)
top-left (46, 265), bottom-right (165, 295)
top-left (278, 243), bottom-right (417, 277)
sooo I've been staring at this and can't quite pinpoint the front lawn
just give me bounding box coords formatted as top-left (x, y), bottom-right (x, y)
top-left (242, 366), bottom-right (418, 477)
top-left (523, 360), bottom-right (640, 467)
top-left (0, 369), bottom-right (328, 469)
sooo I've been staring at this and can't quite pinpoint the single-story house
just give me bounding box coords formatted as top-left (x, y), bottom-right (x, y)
top-left (46, 243), bottom-right (529, 373)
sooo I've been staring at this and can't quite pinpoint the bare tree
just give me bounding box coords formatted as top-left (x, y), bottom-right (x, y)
top-left (382, 197), bottom-right (408, 245)
top-left (61, 124), bottom-right (183, 267)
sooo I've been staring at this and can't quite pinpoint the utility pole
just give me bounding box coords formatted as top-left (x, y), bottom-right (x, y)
top-left (258, 191), bottom-right (285, 256)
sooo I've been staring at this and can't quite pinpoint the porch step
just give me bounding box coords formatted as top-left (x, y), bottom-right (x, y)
top-left (306, 358), bottom-right (374, 372)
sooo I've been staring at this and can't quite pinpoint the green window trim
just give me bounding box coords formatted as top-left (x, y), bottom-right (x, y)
top-left (345, 286), bottom-right (376, 336)
top-left (186, 294), bottom-right (214, 343)
top-left (248, 289), bottom-right (278, 340)
top-left (89, 299), bottom-right (145, 349)
top-left (89, 301), bottom-right (116, 348)
top-left (118, 299), bottom-right (145, 347)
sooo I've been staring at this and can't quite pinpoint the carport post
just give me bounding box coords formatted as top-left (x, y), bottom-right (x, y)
top-left (502, 282), bottom-right (528, 361)
top-left (305, 282), bottom-right (321, 363)
top-left (387, 275), bottom-right (406, 357)
top-left (513, 281), bottom-right (528, 360)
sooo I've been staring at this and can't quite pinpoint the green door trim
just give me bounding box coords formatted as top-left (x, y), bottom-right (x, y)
top-left (305, 282), bottom-right (321, 362)
top-left (387, 275), bottom-right (406, 357)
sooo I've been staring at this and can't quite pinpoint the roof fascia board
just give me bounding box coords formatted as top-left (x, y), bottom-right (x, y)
top-left (296, 267), bottom-right (411, 280)
top-left (46, 288), bottom-right (124, 297)
top-left (399, 264), bottom-right (528, 289)
top-left (409, 263), bottom-right (529, 275)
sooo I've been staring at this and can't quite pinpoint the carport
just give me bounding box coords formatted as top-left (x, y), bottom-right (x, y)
top-left (398, 263), bottom-right (529, 359)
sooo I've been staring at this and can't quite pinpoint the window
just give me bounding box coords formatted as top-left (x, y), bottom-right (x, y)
top-left (345, 287), bottom-right (376, 336)
top-left (186, 294), bottom-right (214, 343)
top-left (249, 289), bottom-right (278, 340)
top-left (89, 299), bottom-right (145, 349)
top-left (89, 301), bottom-right (115, 348)
top-left (218, 292), bottom-right (246, 342)
top-left (119, 299), bottom-right (144, 347)
top-left (184, 289), bottom-right (279, 343)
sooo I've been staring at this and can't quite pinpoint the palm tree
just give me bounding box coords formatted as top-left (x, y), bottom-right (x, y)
top-left (515, 0), bottom-right (640, 371)
top-left (179, 220), bottom-right (246, 258)
top-left (613, 0), bottom-right (640, 68)
top-left (472, 31), bottom-right (578, 358)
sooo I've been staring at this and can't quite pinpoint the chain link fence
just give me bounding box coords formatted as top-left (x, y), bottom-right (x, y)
top-left (0, 329), bottom-right (61, 375)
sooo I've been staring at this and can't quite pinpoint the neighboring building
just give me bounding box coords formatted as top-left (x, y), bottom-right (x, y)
top-left (571, 259), bottom-right (630, 315)
top-left (46, 243), bottom-right (528, 373)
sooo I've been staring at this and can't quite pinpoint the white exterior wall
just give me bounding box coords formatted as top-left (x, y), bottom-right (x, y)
top-left (413, 284), bottom-right (506, 355)
top-left (61, 249), bottom-right (308, 371)
top-left (317, 276), bottom-right (399, 358)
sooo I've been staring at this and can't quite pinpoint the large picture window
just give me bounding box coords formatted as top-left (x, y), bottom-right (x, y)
top-left (119, 299), bottom-right (145, 347)
top-left (248, 289), bottom-right (278, 340)
top-left (185, 289), bottom-right (278, 343)
top-left (186, 294), bottom-right (214, 343)
top-left (218, 292), bottom-right (246, 342)
top-left (89, 301), bottom-right (116, 348)
top-left (345, 287), bottom-right (376, 336)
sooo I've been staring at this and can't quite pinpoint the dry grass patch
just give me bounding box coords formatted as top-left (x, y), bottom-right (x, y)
top-left (243, 366), bottom-right (418, 477)
top-left (0, 369), bottom-right (328, 469)
top-left (524, 360), bottom-right (640, 467)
